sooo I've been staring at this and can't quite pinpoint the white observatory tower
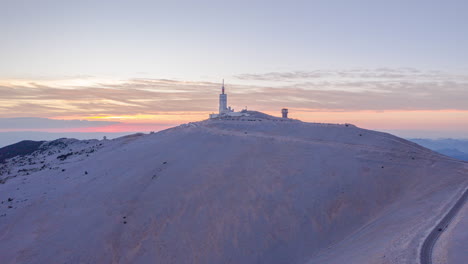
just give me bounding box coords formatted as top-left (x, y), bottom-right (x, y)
top-left (209, 80), bottom-right (247, 118)
top-left (218, 79), bottom-right (233, 114)
top-left (219, 79), bottom-right (228, 114)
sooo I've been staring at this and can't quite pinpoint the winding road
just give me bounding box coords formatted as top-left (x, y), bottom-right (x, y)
top-left (420, 188), bottom-right (468, 264)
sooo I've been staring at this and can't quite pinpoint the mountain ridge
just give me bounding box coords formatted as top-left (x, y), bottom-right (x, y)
top-left (0, 113), bottom-right (466, 264)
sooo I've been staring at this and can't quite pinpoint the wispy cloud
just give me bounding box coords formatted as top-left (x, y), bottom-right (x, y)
top-left (233, 68), bottom-right (468, 111)
top-left (234, 68), bottom-right (464, 82)
top-left (0, 79), bottom-right (218, 117)
top-left (1, 68), bottom-right (468, 122)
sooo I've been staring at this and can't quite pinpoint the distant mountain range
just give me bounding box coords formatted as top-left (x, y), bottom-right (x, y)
top-left (0, 131), bottom-right (132, 148)
top-left (409, 138), bottom-right (468, 161)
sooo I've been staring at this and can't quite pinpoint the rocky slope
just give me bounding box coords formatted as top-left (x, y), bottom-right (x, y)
top-left (0, 112), bottom-right (466, 264)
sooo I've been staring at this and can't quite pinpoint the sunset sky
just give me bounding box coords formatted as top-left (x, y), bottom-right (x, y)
top-left (1, 0), bottom-right (468, 139)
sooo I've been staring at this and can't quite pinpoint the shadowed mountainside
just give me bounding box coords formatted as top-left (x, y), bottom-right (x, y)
top-left (0, 140), bottom-right (45, 164)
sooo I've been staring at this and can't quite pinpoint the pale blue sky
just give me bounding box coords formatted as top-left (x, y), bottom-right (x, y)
top-left (1, 0), bottom-right (467, 81)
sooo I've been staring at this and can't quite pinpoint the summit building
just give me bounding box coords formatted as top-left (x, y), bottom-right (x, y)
top-left (209, 80), bottom-right (249, 119)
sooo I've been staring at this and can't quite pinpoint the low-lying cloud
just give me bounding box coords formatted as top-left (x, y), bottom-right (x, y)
top-left (0, 117), bottom-right (119, 130)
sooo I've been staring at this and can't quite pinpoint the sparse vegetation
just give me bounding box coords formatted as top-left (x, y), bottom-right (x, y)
top-left (57, 152), bottom-right (73, 161)
top-left (0, 140), bottom-right (46, 164)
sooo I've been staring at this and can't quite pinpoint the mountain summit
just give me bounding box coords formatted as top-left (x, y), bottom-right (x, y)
top-left (0, 112), bottom-right (466, 264)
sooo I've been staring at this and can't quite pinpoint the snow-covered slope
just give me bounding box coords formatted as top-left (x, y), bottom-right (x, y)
top-left (0, 112), bottom-right (466, 264)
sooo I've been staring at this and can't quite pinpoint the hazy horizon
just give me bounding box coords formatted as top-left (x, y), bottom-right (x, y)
top-left (0, 116), bottom-right (467, 148)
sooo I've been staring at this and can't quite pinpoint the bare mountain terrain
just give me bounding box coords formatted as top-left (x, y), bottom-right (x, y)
top-left (0, 112), bottom-right (466, 264)
top-left (0, 140), bottom-right (45, 164)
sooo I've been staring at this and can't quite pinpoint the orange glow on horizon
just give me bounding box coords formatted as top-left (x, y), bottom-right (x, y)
top-left (53, 112), bottom-right (208, 124)
top-left (32, 109), bottom-right (468, 134)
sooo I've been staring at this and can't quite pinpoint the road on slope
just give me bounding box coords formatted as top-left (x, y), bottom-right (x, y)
top-left (420, 188), bottom-right (468, 264)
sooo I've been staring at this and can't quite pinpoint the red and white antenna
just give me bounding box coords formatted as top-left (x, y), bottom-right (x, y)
top-left (222, 79), bottom-right (225, 94)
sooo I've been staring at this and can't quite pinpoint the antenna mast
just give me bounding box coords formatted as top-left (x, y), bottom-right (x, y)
top-left (222, 79), bottom-right (225, 94)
